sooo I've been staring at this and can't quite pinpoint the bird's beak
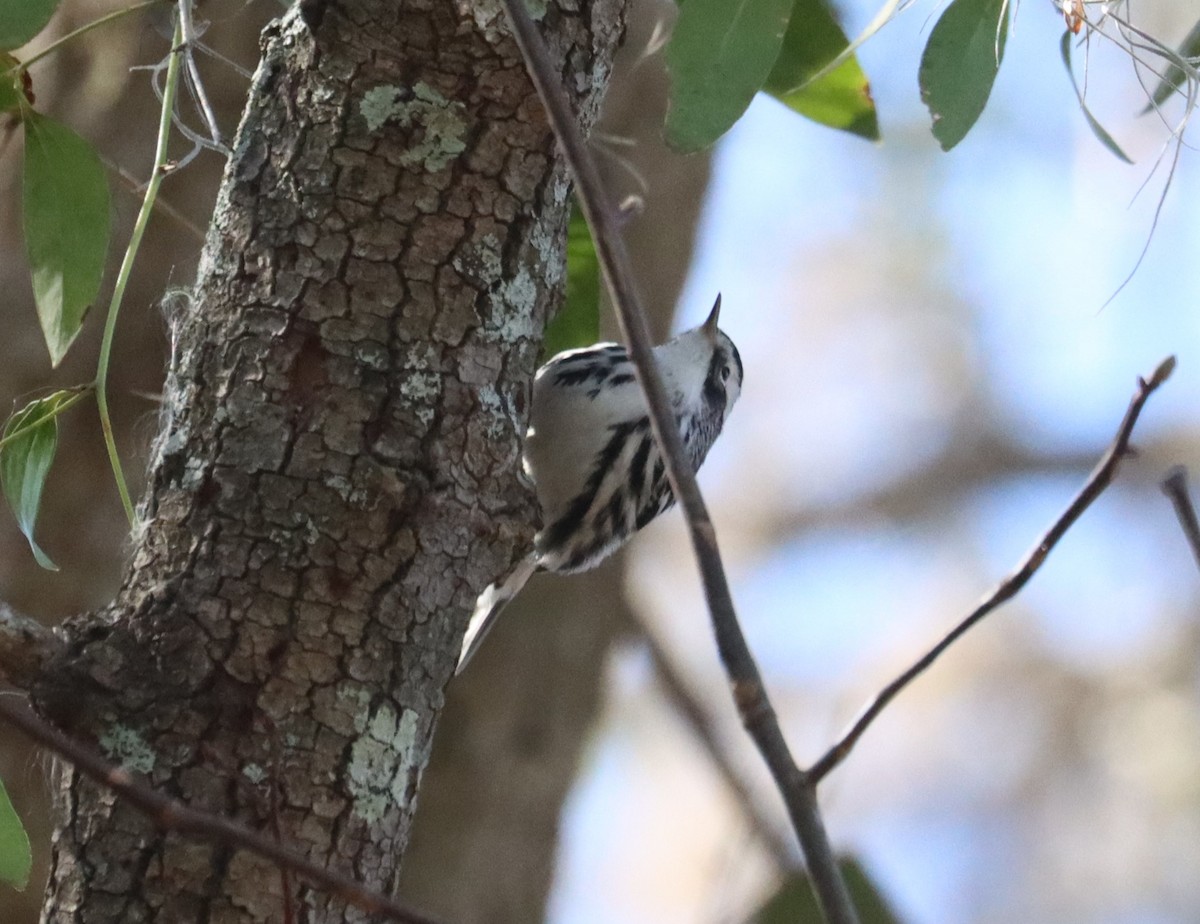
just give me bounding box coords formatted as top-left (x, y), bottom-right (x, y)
top-left (702, 294), bottom-right (722, 342)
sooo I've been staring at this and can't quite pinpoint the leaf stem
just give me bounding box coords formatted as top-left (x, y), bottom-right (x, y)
top-left (8, 0), bottom-right (168, 76)
top-left (95, 11), bottom-right (185, 528)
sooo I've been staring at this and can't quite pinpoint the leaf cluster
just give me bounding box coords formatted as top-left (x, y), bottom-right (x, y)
top-left (666, 0), bottom-right (879, 152)
top-left (0, 0), bottom-right (119, 889)
top-left (0, 0), bottom-right (178, 578)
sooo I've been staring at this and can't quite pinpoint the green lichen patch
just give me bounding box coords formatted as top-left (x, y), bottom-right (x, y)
top-left (491, 267), bottom-right (541, 343)
top-left (359, 86), bottom-right (402, 133)
top-left (452, 235), bottom-right (504, 288)
top-left (242, 762), bottom-right (267, 785)
top-left (346, 703), bottom-right (423, 824)
top-left (359, 82), bottom-right (469, 172)
top-left (99, 724), bottom-right (156, 775)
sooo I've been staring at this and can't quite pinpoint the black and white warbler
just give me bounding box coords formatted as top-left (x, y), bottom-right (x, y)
top-left (457, 295), bottom-right (743, 673)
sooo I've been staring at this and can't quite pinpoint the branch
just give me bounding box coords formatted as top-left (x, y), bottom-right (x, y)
top-left (0, 603), bottom-right (61, 688)
top-left (637, 616), bottom-right (799, 872)
top-left (0, 696), bottom-right (442, 924)
top-left (809, 356), bottom-right (1177, 784)
top-left (1161, 466), bottom-right (1200, 573)
top-left (496, 4), bottom-right (858, 922)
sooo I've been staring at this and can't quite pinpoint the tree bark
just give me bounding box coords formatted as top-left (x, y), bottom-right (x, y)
top-left (397, 568), bottom-right (622, 924)
top-left (29, 1), bottom-right (625, 920)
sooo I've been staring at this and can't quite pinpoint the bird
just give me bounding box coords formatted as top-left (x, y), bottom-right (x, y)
top-left (456, 294), bottom-right (743, 673)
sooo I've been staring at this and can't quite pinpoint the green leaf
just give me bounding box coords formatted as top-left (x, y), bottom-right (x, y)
top-left (23, 110), bottom-right (110, 366)
top-left (1143, 16), bottom-right (1200, 111)
top-left (1060, 32), bottom-right (1132, 164)
top-left (0, 0), bottom-right (58, 51)
top-left (542, 201), bottom-right (600, 358)
top-left (753, 858), bottom-right (902, 924)
top-left (1, 390), bottom-right (76, 570)
top-left (665, 0), bottom-right (795, 152)
top-left (765, 0), bottom-right (879, 140)
top-left (919, 0), bottom-right (1009, 151)
top-left (0, 777), bottom-right (31, 891)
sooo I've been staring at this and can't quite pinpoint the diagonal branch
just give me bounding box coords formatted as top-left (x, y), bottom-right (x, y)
top-left (0, 696), bottom-right (442, 924)
top-left (808, 356), bottom-right (1176, 784)
top-left (636, 614), bottom-right (799, 872)
top-left (1161, 466), bottom-right (1200, 574)
top-left (496, 4), bottom-right (858, 923)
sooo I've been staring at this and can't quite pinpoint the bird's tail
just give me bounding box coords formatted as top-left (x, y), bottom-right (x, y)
top-left (456, 553), bottom-right (539, 675)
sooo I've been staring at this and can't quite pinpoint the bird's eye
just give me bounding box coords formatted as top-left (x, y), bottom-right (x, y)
top-left (720, 365), bottom-right (731, 382)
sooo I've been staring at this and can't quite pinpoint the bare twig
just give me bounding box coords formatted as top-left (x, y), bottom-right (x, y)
top-left (262, 716), bottom-right (297, 924)
top-left (637, 617), bottom-right (799, 872)
top-left (176, 0), bottom-right (227, 153)
top-left (0, 604), bottom-right (61, 688)
top-left (495, 3), bottom-right (858, 922)
top-left (105, 155), bottom-right (208, 242)
top-left (12, 0), bottom-right (168, 74)
top-left (809, 356), bottom-right (1176, 783)
top-left (0, 696), bottom-right (442, 924)
top-left (1161, 466), bottom-right (1200, 573)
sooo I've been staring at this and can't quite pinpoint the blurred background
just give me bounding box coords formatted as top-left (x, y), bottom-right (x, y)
top-left (3, 1), bottom-right (1200, 922)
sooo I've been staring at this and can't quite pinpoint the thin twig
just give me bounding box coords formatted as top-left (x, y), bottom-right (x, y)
top-left (96, 10), bottom-right (188, 528)
top-left (264, 717), bottom-right (297, 924)
top-left (809, 356), bottom-right (1176, 783)
top-left (637, 617), bottom-right (799, 872)
top-left (177, 0), bottom-right (228, 153)
top-left (1161, 466), bottom-right (1200, 573)
top-left (0, 696), bottom-right (442, 924)
top-left (495, 4), bottom-right (858, 922)
top-left (105, 155), bottom-right (207, 242)
top-left (9, 0), bottom-right (168, 75)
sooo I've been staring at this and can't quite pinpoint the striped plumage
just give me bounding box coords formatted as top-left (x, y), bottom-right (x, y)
top-left (457, 296), bottom-right (743, 674)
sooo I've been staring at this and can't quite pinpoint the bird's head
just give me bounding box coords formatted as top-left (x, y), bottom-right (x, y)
top-left (657, 294), bottom-right (743, 423)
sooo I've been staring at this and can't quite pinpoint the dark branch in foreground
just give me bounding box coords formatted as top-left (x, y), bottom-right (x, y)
top-left (497, 4), bottom-right (857, 922)
top-left (0, 696), bottom-right (442, 924)
top-left (1161, 466), bottom-right (1200, 574)
top-left (808, 356), bottom-right (1177, 784)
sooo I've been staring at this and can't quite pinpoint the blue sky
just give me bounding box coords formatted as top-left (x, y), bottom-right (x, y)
top-left (550, 2), bottom-right (1200, 922)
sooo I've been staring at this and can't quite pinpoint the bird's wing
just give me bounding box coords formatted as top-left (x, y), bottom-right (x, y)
top-left (525, 344), bottom-right (650, 524)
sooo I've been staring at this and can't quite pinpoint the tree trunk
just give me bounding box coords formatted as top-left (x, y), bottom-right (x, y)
top-left (29, 1), bottom-right (625, 919)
